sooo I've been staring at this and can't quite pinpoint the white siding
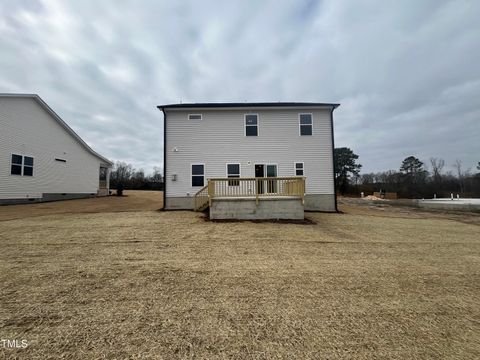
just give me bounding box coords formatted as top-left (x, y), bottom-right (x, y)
top-left (0, 97), bottom-right (107, 199)
top-left (165, 108), bottom-right (334, 197)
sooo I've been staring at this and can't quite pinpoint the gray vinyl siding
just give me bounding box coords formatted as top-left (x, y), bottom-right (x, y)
top-left (0, 97), bottom-right (107, 199)
top-left (165, 108), bottom-right (334, 198)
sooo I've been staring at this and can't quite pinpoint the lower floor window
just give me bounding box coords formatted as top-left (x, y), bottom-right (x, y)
top-left (191, 164), bottom-right (205, 187)
top-left (11, 154), bottom-right (22, 175)
top-left (11, 154), bottom-right (33, 176)
top-left (227, 163), bottom-right (240, 186)
top-left (295, 162), bottom-right (304, 176)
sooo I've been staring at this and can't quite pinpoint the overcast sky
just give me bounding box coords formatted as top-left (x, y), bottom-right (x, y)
top-left (1, 0), bottom-right (479, 174)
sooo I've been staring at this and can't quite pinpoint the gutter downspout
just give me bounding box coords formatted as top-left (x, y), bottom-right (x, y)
top-left (330, 107), bottom-right (338, 212)
top-left (161, 107), bottom-right (167, 210)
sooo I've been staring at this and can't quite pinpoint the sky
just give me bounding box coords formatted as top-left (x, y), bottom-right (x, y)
top-left (1, 0), bottom-right (479, 174)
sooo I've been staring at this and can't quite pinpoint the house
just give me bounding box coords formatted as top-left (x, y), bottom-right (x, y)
top-left (0, 94), bottom-right (112, 204)
top-left (158, 102), bottom-right (339, 219)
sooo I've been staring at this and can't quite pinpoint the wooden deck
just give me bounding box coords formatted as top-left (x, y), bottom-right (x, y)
top-left (194, 177), bottom-right (305, 211)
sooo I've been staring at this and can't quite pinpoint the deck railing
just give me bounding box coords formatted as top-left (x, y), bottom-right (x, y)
top-left (206, 177), bottom-right (305, 205)
top-left (194, 184), bottom-right (209, 211)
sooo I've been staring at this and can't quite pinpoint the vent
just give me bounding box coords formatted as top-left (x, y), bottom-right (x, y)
top-left (188, 114), bottom-right (202, 120)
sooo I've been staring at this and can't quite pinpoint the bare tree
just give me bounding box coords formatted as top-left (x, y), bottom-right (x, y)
top-left (110, 161), bottom-right (134, 185)
top-left (360, 173), bottom-right (374, 185)
top-left (430, 157), bottom-right (445, 183)
top-left (453, 159), bottom-right (471, 193)
top-left (453, 159), bottom-right (462, 178)
top-left (131, 169), bottom-right (146, 188)
top-left (151, 166), bottom-right (163, 183)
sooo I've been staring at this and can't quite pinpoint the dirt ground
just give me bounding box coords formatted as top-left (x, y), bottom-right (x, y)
top-left (1, 192), bottom-right (479, 359)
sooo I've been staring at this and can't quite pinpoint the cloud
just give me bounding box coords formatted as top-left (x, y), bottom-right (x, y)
top-left (0, 0), bottom-right (478, 173)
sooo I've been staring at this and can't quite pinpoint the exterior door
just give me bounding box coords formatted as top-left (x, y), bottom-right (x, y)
top-left (266, 164), bottom-right (278, 193)
top-left (255, 164), bottom-right (265, 194)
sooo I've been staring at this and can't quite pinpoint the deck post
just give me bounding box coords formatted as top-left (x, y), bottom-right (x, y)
top-left (208, 180), bottom-right (214, 207)
top-left (302, 177), bottom-right (305, 204)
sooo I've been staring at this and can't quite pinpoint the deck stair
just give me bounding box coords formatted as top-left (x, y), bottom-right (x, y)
top-left (194, 184), bottom-right (209, 211)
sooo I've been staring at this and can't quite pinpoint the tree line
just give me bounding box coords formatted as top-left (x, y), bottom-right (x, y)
top-left (110, 161), bottom-right (164, 191)
top-left (334, 147), bottom-right (480, 198)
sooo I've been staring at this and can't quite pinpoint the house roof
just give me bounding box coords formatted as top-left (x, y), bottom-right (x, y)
top-left (0, 93), bottom-right (112, 166)
top-left (158, 102), bottom-right (340, 111)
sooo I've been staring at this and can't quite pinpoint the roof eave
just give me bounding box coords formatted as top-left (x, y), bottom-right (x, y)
top-left (157, 102), bottom-right (340, 112)
top-left (33, 95), bottom-right (114, 166)
top-left (0, 93), bottom-right (113, 166)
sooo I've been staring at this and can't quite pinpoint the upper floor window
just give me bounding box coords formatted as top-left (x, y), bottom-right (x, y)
top-left (299, 114), bottom-right (313, 136)
top-left (188, 114), bottom-right (202, 121)
top-left (227, 163), bottom-right (240, 186)
top-left (245, 114), bottom-right (258, 136)
top-left (191, 164), bottom-right (205, 187)
top-left (295, 162), bottom-right (304, 176)
top-left (11, 154), bottom-right (34, 176)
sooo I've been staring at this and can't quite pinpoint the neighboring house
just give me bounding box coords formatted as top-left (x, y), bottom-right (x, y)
top-left (158, 102), bottom-right (339, 219)
top-left (0, 94), bottom-right (112, 204)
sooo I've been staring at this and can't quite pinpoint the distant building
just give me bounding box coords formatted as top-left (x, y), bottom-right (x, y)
top-left (0, 94), bottom-right (112, 204)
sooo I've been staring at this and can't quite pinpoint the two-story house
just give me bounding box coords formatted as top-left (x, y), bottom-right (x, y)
top-left (158, 102), bottom-right (339, 219)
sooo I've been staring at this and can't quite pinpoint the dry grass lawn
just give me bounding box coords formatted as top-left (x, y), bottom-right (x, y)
top-left (0, 190), bottom-right (162, 221)
top-left (1, 191), bottom-right (479, 359)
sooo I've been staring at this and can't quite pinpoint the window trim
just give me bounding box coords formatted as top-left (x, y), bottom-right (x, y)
top-left (294, 162), bottom-right (305, 176)
top-left (190, 163), bottom-right (205, 187)
top-left (10, 153), bottom-right (34, 177)
top-left (299, 113), bottom-right (313, 136)
top-left (244, 113), bottom-right (259, 137)
top-left (188, 114), bottom-right (202, 121)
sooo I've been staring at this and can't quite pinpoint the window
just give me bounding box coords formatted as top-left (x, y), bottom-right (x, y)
top-left (23, 157), bottom-right (34, 176)
top-left (11, 154), bottom-right (22, 175)
top-left (227, 163), bottom-right (240, 186)
top-left (295, 162), bottom-right (304, 176)
top-left (188, 114), bottom-right (202, 121)
top-left (191, 164), bottom-right (205, 187)
top-left (245, 114), bottom-right (258, 136)
top-left (299, 114), bottom-right (313, 136)
top-left (11, 154), bottom-right (34, 176)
